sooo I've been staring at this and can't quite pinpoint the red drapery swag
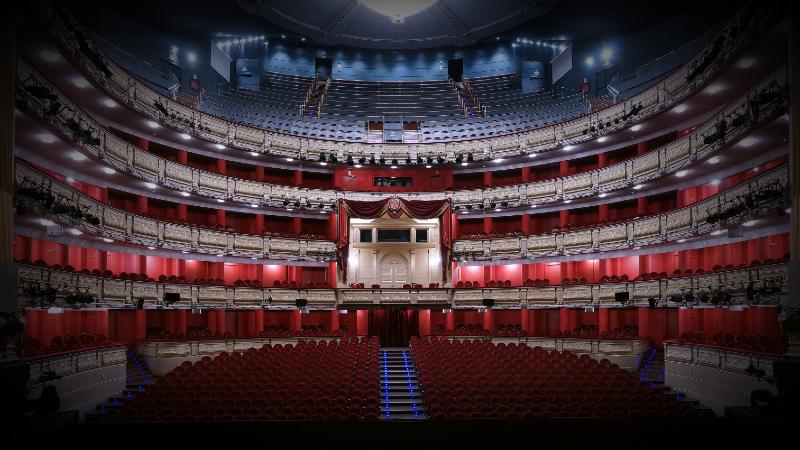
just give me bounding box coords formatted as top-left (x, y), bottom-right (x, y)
top-left (337, 198), bottom-right (452, 282)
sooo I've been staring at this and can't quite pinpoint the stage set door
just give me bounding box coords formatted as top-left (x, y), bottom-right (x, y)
top-left (378, 253), bottom-right (409, 288)
top-left (368, 308), bottom-right (420, 347)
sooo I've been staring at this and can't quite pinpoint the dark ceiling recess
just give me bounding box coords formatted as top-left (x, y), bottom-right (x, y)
top-left (236, 0), bottom-right (559, 50)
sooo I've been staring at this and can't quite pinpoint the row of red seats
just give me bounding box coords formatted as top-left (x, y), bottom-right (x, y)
top-left (272, 280), bottom-right (331, 289)
top-left (348, 283), bottom-right (442, 289)
top-left (90, 338), bottom-right (381, 422)
top-left (676, 332), bottom-right (778, 354)
top-left (411, 337), bottom-right (712, 420)
top-left (549, 325), bottom-right (638, 340)
top-left (455, 280), bottom-right (481, 288)
top-left (144, 326), bottom-right (352, 341)
top-left (431, 323), bottom-right (527, 337)
top-left (22, 334), bottom-right (110, 358)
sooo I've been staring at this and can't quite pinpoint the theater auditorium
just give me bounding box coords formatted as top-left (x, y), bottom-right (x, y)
top-left (2, 0), bottom-right (798, 445)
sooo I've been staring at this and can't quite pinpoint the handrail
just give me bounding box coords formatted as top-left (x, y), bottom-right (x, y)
top-left (40, 0), bottom-right (782, 162)
top-left (14, 161), bottom-right (337, 262)
top-left (452, 164), bottom-right (788, 260)
top-left (16, 262), bottom-right (788, 309)
top-left (14, 60), bottom-right (789, 212)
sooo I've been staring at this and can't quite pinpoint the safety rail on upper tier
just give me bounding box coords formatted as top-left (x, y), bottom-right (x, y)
top-left (14, 61), bottom-right (789, 212)
top-left (452, 164), bottom-right (788, 261)
top-left (16, 262), bottom-right (787, 309)
top-left (38, 0), bottom-right (782, 162)
top-left (14, 161), bottom-right (337, 262)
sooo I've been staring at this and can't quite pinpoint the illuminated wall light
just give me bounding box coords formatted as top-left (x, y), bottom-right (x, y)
top-left (66, 177), bottom-right (76, 183)
top-left (494, 208), bottom-right (501, 212)
top-left (249, 152), bottom-right (259, 156)
top-left (354, 164), bottom-right (362, 168)
top-left (528, 153), bottom-right (538, 158)
top-left (180, 192), bottom-right (191, 197)
top-left (630, 124), bottom-right (642, 132)
top-left (102, 238), bottom-right (114, 243)
top-left (216, 199), bottom-right (225, 203)
top-left (601, 46), bottom-right (613, 61)
top-left (72, 76), bottom-right (89, 88)
top-left (145, 182), bottom-right (158, 189)
top-left (585, 56), bottom-right (595, 67)
top-left (147, 246), bottom-right (156, 250)
top-left (530, 205), bottom-right (537, 209)
top-left (68, 229), bottom-right (83, 236)
top-left (146, 121), bottom-right (160, 129)
top-left (596, 136), bottom-right (607, 143)
top-left (250, 204), bottom-right (258, 208)
top-left (742, 220), bottom-right (757, 227)
top-left (709, 179), bottom-right (721, 186)
top-left (390, 165), bottom-right (397, 169)
top-left (711, 230), bottom-right (724, 236)
top-left (562, 145), bottom-right (575, 151)
top-left (179, 133), bottom-right (192, 140)
top-left (214, 144), bottom-right (226, 150)
top-left (101, 167), bottom-right (116, 174)
top-left (102, 99), bottom-right (117, 108)
top-left (677, 239), bottom-right (686, 243)
top-left (39, 219), bottom-right (55, 226)
top-left (425, 165), bottom-right (432, 168)
top-left (186, 51), bottom-right (197, 63)
top-left (739, 137), bottom-right (757, 147)
top-left (705, 83), bottom-right (725, 94)
top-left (632, 184), bottom-right (644, 190)
top-left (493, 158), bottom-right (504, 163)
top-left (673, 104), bottom-right (688, 113)
top-left (181, 250), bottom-right (189, 254)
top-left (461, 162), bottom-right (468, 166)
top-left (598, 193), bottom-right (607, 198)
top-left (707, 156), bottom-right (721, 164)
top-left (69, 151), bottom-right (87, 161)
top-left (286, 157), bottom-right (294, 162)
top-left (675, 170), bottom-right (688, 177)
top-left (38, 133), bottom-right (57, 144)
top-left (319, 162), bottom-right (327, 166)
top-left (563, 199), bottom-right (572, 204)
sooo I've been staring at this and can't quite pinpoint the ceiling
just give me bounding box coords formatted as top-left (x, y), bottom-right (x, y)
top-left (236, 0), bottom-right (560, 49)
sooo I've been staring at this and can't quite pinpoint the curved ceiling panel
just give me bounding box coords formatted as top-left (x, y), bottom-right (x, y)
top-left (237, 0), bottom-right (559, 49)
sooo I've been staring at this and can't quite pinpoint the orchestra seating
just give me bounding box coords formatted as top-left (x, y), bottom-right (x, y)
top-left (411, 337), bottom-right (713, 419)
top-left (89, 338), bottom-right (381, 422)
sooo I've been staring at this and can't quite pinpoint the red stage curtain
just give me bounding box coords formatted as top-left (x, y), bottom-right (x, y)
top-left (368, 308), bottom-right (420, 347)
top-left (338, 198), bottom-right (452, 281)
